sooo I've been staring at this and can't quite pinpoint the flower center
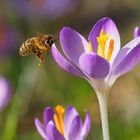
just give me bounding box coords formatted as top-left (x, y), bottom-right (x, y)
top-left (97, 30), bottom-right (109, 58)
top-left (54, 105), bottom-right (65, 135)
top-left (88, 29), bottom-right (114, 62)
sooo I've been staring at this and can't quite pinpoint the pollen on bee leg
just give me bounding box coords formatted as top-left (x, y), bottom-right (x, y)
top-left (36, 53), bottom-right (45, 66)
top-left (106, 39), bottom-right (114, 62)
top-left (54, 105), bottom-right (65, 135)
top-left (88, 41), bottom-right (93, 52)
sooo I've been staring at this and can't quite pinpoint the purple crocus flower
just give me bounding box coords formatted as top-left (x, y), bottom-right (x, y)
top-left (35, 105), bottom-right (91, 140)
top-left (0, 77), bottom-right (11, 111)
top-left (52, 17), bottom-right (140, 140)
top-left (134, 26), bottom-right (140, 38)
top-left (52, 17), bottom-right (140, 93)
top-left (12, 0), bottom-right (79, 19)
top-left (0, 16), bottom-right (16, 56)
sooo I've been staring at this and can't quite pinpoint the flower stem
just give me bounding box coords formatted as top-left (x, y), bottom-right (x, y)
top-left (2, 60), bottom-right (41, 140)
top-left (96, 91), bottom-right (110, 140)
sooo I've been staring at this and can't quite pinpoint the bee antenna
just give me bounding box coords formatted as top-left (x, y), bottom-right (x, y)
top-left (53, 32), bottom-right (57, 38)
top-left (53, 32), bottom-right (59, 42)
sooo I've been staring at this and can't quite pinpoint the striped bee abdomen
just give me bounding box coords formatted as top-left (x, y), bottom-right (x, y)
top-left (19, 38), bottom-right (35, 56)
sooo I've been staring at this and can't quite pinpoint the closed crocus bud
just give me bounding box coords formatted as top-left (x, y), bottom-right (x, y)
top-left (0, 77), bottom-right (11, 111)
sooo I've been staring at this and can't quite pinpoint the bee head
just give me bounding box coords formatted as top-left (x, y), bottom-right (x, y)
top-left (44, 35), bottom-right (55, 47)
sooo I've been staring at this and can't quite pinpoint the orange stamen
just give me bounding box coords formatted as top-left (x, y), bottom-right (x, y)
top-left (54, 105), bottom-right (65, 135)
top-left (96, 30), bottom-right (109, 58)
top-left (106, 39), bottom-right (114, 61)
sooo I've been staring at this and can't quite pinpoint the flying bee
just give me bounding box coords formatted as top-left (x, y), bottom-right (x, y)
top-left (19, 34), bottom-right (55, 64)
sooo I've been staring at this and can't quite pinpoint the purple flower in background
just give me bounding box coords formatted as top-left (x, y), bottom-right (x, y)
top-left (0, 16), bottom-right (16, 56)
top-left (52, 17), bottom-right (140, 93)
top-left (35, 105), bottom-right (91, 140)
top-left (12, 0), bottom-right (79, 19)
top-left (0, 77), bottom-right (11, 111)
top-left (134, 26), bottom-right (140, 38)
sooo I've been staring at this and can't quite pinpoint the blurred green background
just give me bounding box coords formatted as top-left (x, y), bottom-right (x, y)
top-left (0, 0), bottom-right (140, 140)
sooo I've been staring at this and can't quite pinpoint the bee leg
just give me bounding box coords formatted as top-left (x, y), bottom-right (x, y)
top-left (36, 53), bottom-right (45, 65)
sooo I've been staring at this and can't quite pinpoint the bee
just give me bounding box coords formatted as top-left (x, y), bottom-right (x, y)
top-left (19, 34), bottom-right (55, 64)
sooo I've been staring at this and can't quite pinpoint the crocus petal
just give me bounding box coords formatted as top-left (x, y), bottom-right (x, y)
top-left (79, 53), bottom-right (110, 78)
top-left (64, 106), bottom-right (78, 139)
top-left (113, 37), bottom-right (140, 67)
top-left (60, 27), bottom-right (89, 66)
top-left (46, 121), bottom-right (65, 140)
top-left (88, 17), bottom-right (120, 64)
top-left (68, 115), bottom-right (82, 140)
top-left (51, 45), bottom-right (85, 77)
top-left (133, 26), bottom-right (140, 38)
top-left (112, 42), bottom-right (140, 77)
top-left (35, 118), bottom-right (48, 140)
top-left (81, 112), bottom-right (91, 139)
top-left (0, 77), bottom-right (11, 110)
top-left (43, 107), bottom-right (54, 126)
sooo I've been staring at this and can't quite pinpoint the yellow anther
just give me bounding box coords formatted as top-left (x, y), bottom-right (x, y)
top-left (96, 30), bottom-right (109, 58)
top-left (88, 41), bottom-right (93, 52)
top-left (54, 105), bottom-right (65, 135)
top-left (106, 39), bottom-right (114, 61)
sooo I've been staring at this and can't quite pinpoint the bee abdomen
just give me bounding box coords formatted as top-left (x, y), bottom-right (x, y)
top-left (19, 42), bottom-right (33, 56)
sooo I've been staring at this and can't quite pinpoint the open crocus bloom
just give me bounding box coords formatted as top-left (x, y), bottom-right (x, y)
top-left (52, 17), bottom-right (140, 93)
top-left (134, 26), bottom-right (140, 38)
top-left (35, 105), bottom-right (91, 140)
